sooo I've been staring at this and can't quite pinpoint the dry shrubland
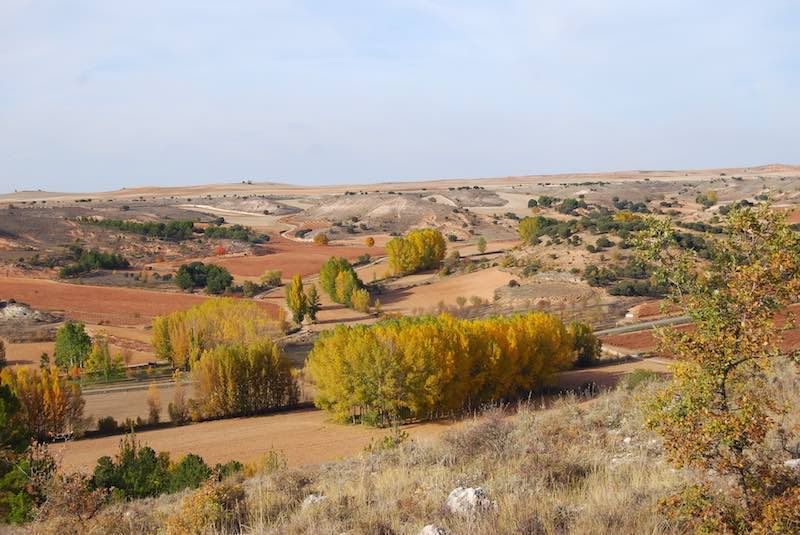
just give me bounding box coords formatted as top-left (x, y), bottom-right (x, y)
top-left (25, 379), bottom-right (688, 534)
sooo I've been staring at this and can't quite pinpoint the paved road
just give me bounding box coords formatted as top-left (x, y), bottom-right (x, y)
top-left (595, 315), bottom-right (690, 337)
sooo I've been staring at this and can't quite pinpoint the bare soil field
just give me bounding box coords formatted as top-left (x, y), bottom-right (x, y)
top-left (0, 277), bottom-right (281, 325)
top-left (602, 305), bottom-right (800, 354)
top-left (150, 235), bottom-right (384, 280)
top-left (380, 267), bottom-right (514, 315)
top-left (56, 407), bottom-right (460, 473)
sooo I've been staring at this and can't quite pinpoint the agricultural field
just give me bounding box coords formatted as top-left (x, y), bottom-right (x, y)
top-left (2, 164), bottom-right (800, 532)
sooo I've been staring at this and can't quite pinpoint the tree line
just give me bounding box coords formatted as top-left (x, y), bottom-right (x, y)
top-left (58, 246), bottom-right (129, 278)
top-left (152, 298), bottom-right (284, 369)
top-left (307, 312), bottom-right (596, 426)
top-left (78, 217), bottom-right (268, 243)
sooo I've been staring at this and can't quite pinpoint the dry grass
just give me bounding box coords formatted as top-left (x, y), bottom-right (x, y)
top-left (37, 380), bottom-right (692, 534)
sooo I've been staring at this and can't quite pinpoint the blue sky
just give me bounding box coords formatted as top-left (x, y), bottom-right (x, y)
top-left (1, 1), bottom-right (798, 192)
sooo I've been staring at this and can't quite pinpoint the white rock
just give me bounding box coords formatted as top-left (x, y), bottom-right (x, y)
top-left (784, 459), bottom-right (800, 469)
top-left (623, 436), bottom-right (632, 445)
top-left (445, 486), bottom-right (494, 515)
top-left (418, 525), bottom-right (449, 535)
top-left (301, 494), bottom-right (327, 509)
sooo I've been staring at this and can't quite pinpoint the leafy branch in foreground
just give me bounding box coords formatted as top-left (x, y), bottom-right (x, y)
top-left (637, 205), bottom-right (800, 533)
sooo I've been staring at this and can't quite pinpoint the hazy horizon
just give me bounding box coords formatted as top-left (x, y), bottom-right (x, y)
top-left (3, 1), bottom-right (799, 192)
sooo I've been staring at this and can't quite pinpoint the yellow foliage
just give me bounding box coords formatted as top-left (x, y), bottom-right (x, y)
top-left (164, 481), bottom-right (246, 535)
top-left (386, 228), bottom-right (446, 275)
top-left (307, 311), bottom-right (574, 425)
top-left (0, 366), bottom-right (84, 440)
top-left (193, 338), bottom-right (298, 418)
top-left (151, 298), bottom-right (284, 368)
top-left (351, 288), bottom-right (371, 313)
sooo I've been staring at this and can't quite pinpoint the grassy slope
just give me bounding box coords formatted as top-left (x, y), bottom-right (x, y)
top-left (31, 377), bottom-right (693, 534)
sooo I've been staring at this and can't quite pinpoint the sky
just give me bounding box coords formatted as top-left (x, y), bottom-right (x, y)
top-left (1, 1), bottom-right (799, 193)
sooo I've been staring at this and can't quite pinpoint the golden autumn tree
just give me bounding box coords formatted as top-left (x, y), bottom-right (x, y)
top-left (638, 205), bottom-right (800, 533)
top-left (307, 311), bottom-right (574, 426)
top-left (83, 334), bottom-right (125, 382)
top-left (0, 366), bottom-right (84, 440)
top-left (285, 274), bottom-right (307, 324)
top-left (151, 298), bottom-right (284, 369)
top-left (351, 288), bottom-right (371, 313)
top-left (147, 382), bottom-right (161, 424)
top-left (193, 339), bottom-right (298, 418)
top-left (386, 228), bottom-right (446, 275)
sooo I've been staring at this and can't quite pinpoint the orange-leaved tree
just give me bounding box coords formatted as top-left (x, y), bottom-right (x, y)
top-left (637, 205), bottom-right (800, 533)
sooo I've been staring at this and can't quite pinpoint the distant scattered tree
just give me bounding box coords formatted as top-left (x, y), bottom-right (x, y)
top-left (53, 321), bottom-right (91, 369)
top-left (313, 233), bottom-right (329, 245)
top-left (147, 382), bottom-right (161, 424)
top-left (241, 280), bottom-right (257, 297)
top-left (204, 265), bottom-right (233, 295)
top-left (175, 262), bottom-right (232, 294)
top-left (335, 270), bottom-right (359, 306)
top-left (285, 274), bottom-right (307, 324)
top-left (306, 285), bottom-right (321, 322)
top-left (38, 352), bottom-right (49, 369)
top-left (365, 236), bottom-right (375, 247)
top-left (477, 236), bottom-right (487, 254)
top-left (319, 257), bottom-right (363, 305)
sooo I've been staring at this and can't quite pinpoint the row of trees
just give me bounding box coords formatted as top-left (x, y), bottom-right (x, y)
top-left (79, 217), bottom-right (196, 240)
top-left (0, 366), bottom-right (84, 442)
top-left (308, 312), bottom-right (587, 426)
top-left (58, 247), bottom-right (130, 278)
top-left (385, 228), bottom-right (447, 275)
top-left (317, 257), bottom-right (372, 313)
top-left (79, 217), bottom-right (268, 243)
top-left (193, 340), bottom-right (298, 418)
top-left (152, 298), bottom-right (284, 369)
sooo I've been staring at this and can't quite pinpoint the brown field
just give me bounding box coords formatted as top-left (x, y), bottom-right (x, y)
top-left (149, 234), bottom-right (385, 280)
top-left (380, 267), bottom-right (514, 315)
top-left (603, 305), bottom-right (800, 354)
top-left (56, 407), bottom-right (459, 473)
top-left (0, 277), bottom-right (281, 325)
